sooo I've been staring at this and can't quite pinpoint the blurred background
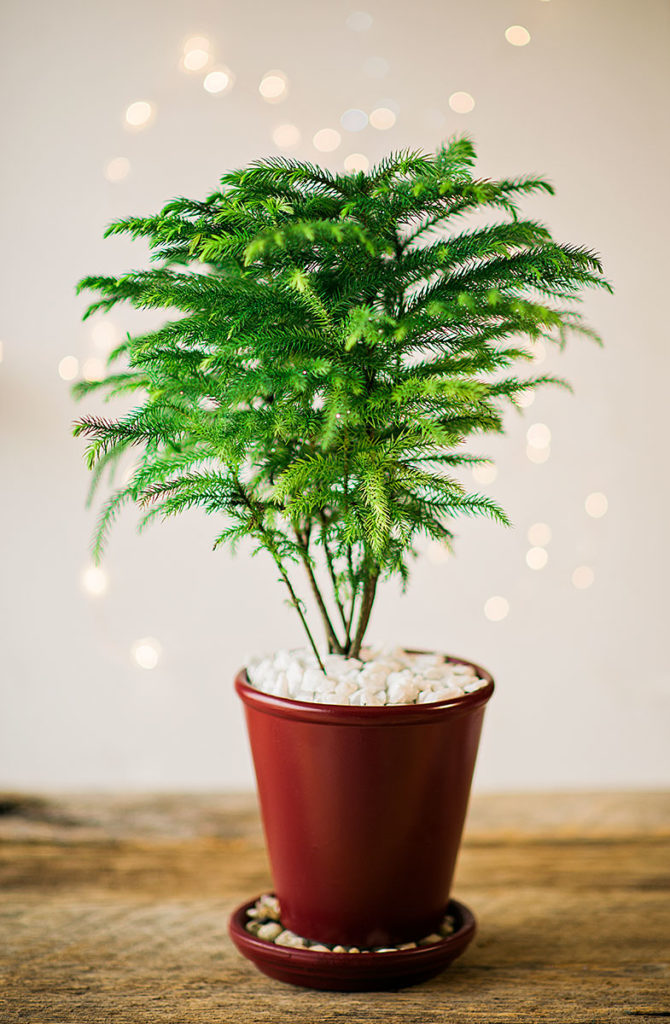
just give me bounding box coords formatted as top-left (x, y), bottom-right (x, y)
top-left (1, 0), bottom-right (668, 793)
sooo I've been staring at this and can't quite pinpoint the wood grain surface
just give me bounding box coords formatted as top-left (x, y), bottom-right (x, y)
top-left (0, 792), bottom-right (668, 1023)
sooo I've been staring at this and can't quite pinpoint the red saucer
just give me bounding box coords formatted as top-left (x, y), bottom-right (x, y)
top-left (229, 895), bottom-right (476, 991)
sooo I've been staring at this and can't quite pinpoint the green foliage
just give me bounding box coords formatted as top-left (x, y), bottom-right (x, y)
top-left (73, 136), bottom-right (610, 661)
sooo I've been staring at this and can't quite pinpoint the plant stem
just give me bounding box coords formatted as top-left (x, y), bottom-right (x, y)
top-left (318, 513), bottom-right (350, 645)
top-left (350, 568), bottom-right (379, 659)
top-left (294, 527), bottom-right (344, 655)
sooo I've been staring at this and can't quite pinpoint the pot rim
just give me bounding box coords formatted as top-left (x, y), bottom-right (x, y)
top-left (235, 650), bottom-right (494, 726)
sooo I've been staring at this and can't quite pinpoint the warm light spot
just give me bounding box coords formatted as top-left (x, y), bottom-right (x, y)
top-left (341, 108), bottom-right (368, 132)
top-left (132, 637), bottom-right (162, 670)
top-left (183, 35), bottom-right (210, 53)
top-left (517, 390), bottom-right (535, 408)
top-left (344, 152), bottom-right (370, 172)
top-left (183, 47), bottom-right (210, 71)
top-left (369, 106), bottom-right (396, 130)
top-left (528, 522), bottom-right (552, 546)
top-left (104, 157), bottom-right (130, 183)
top-left (91, 321), bottom-right (118, 351)
top-left (527, 422), bottom-right (551, 448)
top-left (526, 444), bottom-right (551, 464)
top-left (125, 101), bottom-right (153, 128)
top-left (572, 566), bottom-right (595, 590)
top-left (203, 68), bottom-right (233, 94)
top-left (505, 25), bottom-right (531, 46)
top-left (472, 463), bottom-right (497, 485)
top-left (585, 491), bottom-right (608, 518)
top-left (448, 91), bottom-right (475, 114)
top-left (313, 128), bottom-right (341, 152)
top-left (58, 355), bottom-right (79, 381)
top-left (531, 342), bottom-right (546, 366)
top-left (346, 10), bottom-right (373, 31)
top-left (364, 56), bottom-right (389, 78)
top-left (427, 541), bottom-right (450, 564)
top-left (80, 565), bottom-right (108, 597)
top-left (272, 123), bottom-right (301, 148)
top-left (259, 71), bottom-right (288, 102)
top-left (82, 357), bottom-right (105, 381)
top-left (484, 596), bottom-right (509, 621)
top-left (526, 546), bottom-right (548, 570)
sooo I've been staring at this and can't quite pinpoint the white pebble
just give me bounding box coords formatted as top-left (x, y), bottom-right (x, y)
top-left (417, 933), bottom-right (443, 946)
top-left (257, 921), bottom-right (283, 941)
top-left (275, 930), bottom-right (307, 949)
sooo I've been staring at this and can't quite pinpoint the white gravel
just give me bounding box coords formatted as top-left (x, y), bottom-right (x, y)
top-left (246, 646), bottom-right (488, 706)
top-left (245, 894), bottom-right (456, 952)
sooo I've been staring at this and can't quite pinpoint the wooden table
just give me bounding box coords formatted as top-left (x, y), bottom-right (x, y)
top-left (1, 792), bottom-right (668, 1022)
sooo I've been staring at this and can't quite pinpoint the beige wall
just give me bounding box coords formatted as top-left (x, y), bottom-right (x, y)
top-left (1, 0), bottom-right (668, 791)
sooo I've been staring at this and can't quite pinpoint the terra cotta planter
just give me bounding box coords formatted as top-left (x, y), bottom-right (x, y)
top-left (235, 652), bottom-right (493, 949)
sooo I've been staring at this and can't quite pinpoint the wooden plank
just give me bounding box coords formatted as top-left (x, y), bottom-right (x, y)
top-left (0, 793), bottom-right (668, 1022)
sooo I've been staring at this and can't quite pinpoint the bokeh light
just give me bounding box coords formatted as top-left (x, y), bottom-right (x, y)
top-left (369, 106), bottom-right (396, 130)
top-left (572, 566), bottom-right (595, 590)
top-left (203, 68), bottom-right (234, 94)
top-left (517, 390), bottom-right (535, 408)
top-left (82, 357), bottom-right (105, 381)
top-left (472, 463), bottom-right (498, 485)
top-left (124, 101), bottom-right (153, 128)
top-left (131, 637), bottom-right (162, 670)
top-left (484, 596), bottom-right (510, 621)
top-left (528, 522), bottom-right (552, 546)
top-left (80, 565), bottom-right (108, 597)
top-left (448, 91), bottom-right (475, 114)
top-left (104, 157), bottom-right (130, 183)
top-left (505, 25), bottom-right (531, 46)
top-left (58, 356), bottom-right (79, 381)
top-left (346, 11), bottom-right (373, 31)
top-left (183, 48), bottom-right (209, 71)
top-left (91, 321), bottom-right (118, 352)
top-left (259, 71), bottom-right (288, 102)
top-left (585, 492), bottom-right (608, 518)
top-left (526, 547), bottom-right (549, 570)
top-left (527, 422), bottom-right (552, 448)
top-left (272, 123), bottom-right (301, 148)
top-left (526, 445), bottom-right (551, 464)
top-left (340, 108), bottom-right (368, 132)
top-left (343, 152), bottom-right (370, 172)
top-left (313, 128), bottom-right (341, 152)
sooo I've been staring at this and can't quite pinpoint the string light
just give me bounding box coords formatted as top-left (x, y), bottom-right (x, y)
top-left (364, 56), bottom-right (389, 78)
top-left (369, 106), bottom-right (396, 130)
top-left (104, 157), bottom-right (130, 183)
top-left (484, 596), bottom-right (509, 621)
top-left (505, 25), bottom-right (531, 46)
top-left (340, 108), bottom-right (368, 132)
top-left (526, 546), bottom-right (548, 570)
top-left (532, 340), bottom-right (547, 364)
top-left (572, 566), bottom-right (595, 590)
top-left (80, 565), bottom-right (108, 597)
top-left (203, 68), bottom-right (234, 94)
top-left (346, 11), bottom-right (373, 31)
top-left (517, 390), bottom-right (535, 408)
top-left (259, 71), bottom-right (288, 102)
top-left (448, 91), bottom-right (475, 114)
top-left (272, 123), bottom-right (301, 148)
top-left (472, 463), bottom-right (497, 485)
top-left (313, 128), bottom-right (341, 152)
top-left (344, 153), bottom-right (370, 172)
top-left (58, 356), bottom-right (79, 381)
top-left (585, 492), bottom-right (608, 518)
top-left (131, 637), bottom-right (162, 670)
top-left (528, 522), bottom-right (552, 546)
top-left (124, 101), bottom-right (153, 129)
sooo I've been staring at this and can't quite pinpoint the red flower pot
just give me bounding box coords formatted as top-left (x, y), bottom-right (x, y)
top-left (235, 653), bottom-right (493, 948)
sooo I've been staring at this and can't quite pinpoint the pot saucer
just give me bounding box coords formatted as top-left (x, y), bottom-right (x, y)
top-left (229, 895), bottom-right (476, 991)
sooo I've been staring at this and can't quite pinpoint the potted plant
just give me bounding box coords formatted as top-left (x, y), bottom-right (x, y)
top-left (73, 136), bottom-right (610, 990)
